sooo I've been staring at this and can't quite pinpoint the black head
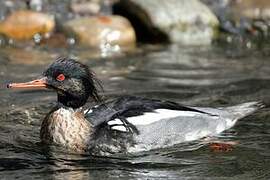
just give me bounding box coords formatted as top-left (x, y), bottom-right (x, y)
top-left (7, 57), bottom-right (102, 108)
top-left (43, 57), bottom-right (101, 108)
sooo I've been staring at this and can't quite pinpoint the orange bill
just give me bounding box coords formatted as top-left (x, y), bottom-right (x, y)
top-left (7, 78), bottom-right (47, 89)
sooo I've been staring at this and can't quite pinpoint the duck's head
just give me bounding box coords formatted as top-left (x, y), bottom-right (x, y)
top-left (7, 57), bottom-right (101, 108)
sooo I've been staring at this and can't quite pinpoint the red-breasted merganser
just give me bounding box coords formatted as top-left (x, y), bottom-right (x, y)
top-left (7, 57), bottom-right (263, 155)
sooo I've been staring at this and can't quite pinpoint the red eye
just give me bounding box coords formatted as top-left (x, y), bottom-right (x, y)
top-left (56, 74), bottom-right (65, 81)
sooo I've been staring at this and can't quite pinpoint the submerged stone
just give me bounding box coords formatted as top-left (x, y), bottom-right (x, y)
top-left (63, 15), bottom-right (136, 49)
top-left (0, 10), bottom-right (55, 40)
top-left (114, 0), bottom-right (219, 45)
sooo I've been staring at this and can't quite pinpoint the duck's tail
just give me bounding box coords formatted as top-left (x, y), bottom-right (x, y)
top-left (222, 101), bottom-right (264, 121)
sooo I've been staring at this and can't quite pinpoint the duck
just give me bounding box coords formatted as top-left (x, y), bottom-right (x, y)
top-left (7, 57), bottom-right (263, 155)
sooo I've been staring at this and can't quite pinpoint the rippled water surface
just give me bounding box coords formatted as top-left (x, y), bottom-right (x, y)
top-left (0, 44), bottom-right (270, 179)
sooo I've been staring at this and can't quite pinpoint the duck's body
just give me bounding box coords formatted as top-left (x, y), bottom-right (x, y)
top-left (7, 57), bottom-right (263, 155)
top-left (41, 96), bottom-right (261, 155)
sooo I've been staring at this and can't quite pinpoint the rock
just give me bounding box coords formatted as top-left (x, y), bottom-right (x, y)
top-left (70, 1), bottom-right (101, 15)
top-left (204, 0), bottom-right (270, 22)
top-left (201, 0), bottom-right (241, 35)
top-left (200, 0), bottom-right (231, 19)
top-left (0, 1), bottom-right (27, 20)
top-left (70, 0), bottom-right (119, 15)
top-left (113, 0), bottom-right (219, 45)
top-left (227, 0), bottom-right (270, 37)
top-left (63, 15), bottom-right (136, 48)
top-left (39, 33), bottom-right (69, 48)
top-left (41, 0), bottom-right (72, 26)
top-left (28, 0), bottom-right (43, 11)
top-left (0, 10), bottom-right (55, 40)
top-left (202, 0), bottom-right (270, 36)
top-left (99, 0), bottom-right (118, 15)
top-left (231, 0), bottom-right (270, 20)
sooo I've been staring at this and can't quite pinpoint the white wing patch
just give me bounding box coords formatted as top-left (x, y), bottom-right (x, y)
top-left (107, 118), bottom-right (128, 132)
top-left (111, 125), bottom-right (127, 132)
top-left (84, 105), bottom-right (99, 115)
top-left (127, 109), bottom-right (201, 126)
top-left (84, 109), bottom-right (93, 114)
top-left (107, 118), bottom-right (123, 125)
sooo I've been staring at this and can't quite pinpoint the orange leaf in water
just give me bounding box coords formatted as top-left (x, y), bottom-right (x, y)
top-left (209, 142), bottom-right (234, 152)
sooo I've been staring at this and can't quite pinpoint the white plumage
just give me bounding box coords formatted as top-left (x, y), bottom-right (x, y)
top-left (127, 102), bottom-right (262, 152)
top-left (127, 109), bottom-right (204, 125)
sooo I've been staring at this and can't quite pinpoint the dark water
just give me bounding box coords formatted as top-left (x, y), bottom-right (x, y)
top-left (0, 44), bottom-right (270, 179)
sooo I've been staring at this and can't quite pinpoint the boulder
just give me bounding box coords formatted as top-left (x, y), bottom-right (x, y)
top-left (113, 0), bottom-right (219, 45)
top-left (63, 15), bottom-right (136, 48)
top-left (0, 10), bottom-right (55, 40)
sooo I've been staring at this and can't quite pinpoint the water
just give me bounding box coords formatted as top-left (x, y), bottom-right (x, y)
top-left (0, 43), bottom-right (270, 179)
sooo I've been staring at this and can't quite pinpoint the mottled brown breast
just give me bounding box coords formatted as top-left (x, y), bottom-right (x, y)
top-left (40, 107), bottom-right (94, 153)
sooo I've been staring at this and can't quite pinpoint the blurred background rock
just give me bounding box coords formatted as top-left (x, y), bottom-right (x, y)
top-left (0, 0), bottom-right (268, 60)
